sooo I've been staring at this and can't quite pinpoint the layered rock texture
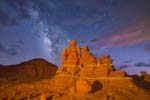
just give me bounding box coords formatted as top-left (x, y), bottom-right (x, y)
top-left (56, 40), bottom-right (126, 78)
top-left (0, 40), bottom-right (150, 100)
top-left (49, 40), bottom-right (150, 100)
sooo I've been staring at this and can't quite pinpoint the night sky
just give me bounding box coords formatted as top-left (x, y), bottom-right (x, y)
top-left (0, 0), bottom-right (150, 75)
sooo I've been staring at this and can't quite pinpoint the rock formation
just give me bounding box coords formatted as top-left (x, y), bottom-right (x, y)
top-left (57, 40), bottom-right (126, 78)
top-left (141, 71), bottom-right (150, 82)
top-left (0, 40), bottom-right (150, 100)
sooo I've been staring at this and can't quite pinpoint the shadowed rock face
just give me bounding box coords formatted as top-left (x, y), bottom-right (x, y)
top-left (141, 71), bottom-right (150, 82)
top-left (91, 80), bottom-right (103, 93)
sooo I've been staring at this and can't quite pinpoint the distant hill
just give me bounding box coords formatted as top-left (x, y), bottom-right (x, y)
top-left (0, 58), bottom-right (58, 83)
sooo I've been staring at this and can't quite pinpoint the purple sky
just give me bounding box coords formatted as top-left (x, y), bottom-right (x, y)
top-left (0, 0), bottom-right (150, 75)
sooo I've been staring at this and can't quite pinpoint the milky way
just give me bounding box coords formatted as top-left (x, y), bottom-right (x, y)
top-left (0, 0), bottom-right (150, 74)
top-left (28, 7), bottom-right (67, 64)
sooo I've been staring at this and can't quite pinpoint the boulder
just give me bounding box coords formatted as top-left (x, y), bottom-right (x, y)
top-left (76, 79), bottom-right (91, 94)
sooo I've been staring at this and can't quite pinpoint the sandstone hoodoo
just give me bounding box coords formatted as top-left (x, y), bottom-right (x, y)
top-left (56, 40), bottom-right (126, 78)
top-left (49, 40), bottom-right (150, 100)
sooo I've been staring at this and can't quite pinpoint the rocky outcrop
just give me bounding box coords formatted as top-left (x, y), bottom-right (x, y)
top-left (57, 40), bottom-right (126, 78)
top-left (141, 71), bottom-right (150, 82)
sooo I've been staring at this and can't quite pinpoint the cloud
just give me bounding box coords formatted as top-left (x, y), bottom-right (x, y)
top-left (88, 0), bottom-right (150, 47)
top-left (135, 62), bottom-right (150, 67)
top-left (123, 60), bottom-right (132, 63)
top-left (5, 0), bottom-right (29, 7)
top-left (0, 0), bottom-right (127, 28)
top-left (84, 0), bottom-right (150, 50)
top-left (0, 10), bottom-right (8, 24)
top-left (116, 65), bottom-right (130, 70)
top-left (0, 43), bottom-right (18, 56)
top-left (0, 10), bottom-right (18, 26)
top-left (144, 44), bottom-right (150, 51)
top-left (0, 0), bottom-right (32, 27)
top-left (90, 19), bottom-right (150, 50)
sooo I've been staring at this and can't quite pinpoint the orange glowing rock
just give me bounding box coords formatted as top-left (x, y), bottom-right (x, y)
top-left (57, 39), bottom-right (126, 78)
top-left (61, 48), bottom-right (68, 65)
top-left (80, 46), bottom-right (97, 66)
top-left (61, 40), bottom-right (80, 66)
top-left (40, 93), bottom-right (46, 100)
top-left (97, 55), bottom-right (115, 71)
top-left (109, 70), bottom-right (126, 77)
top-left (66, 41), bottom-right (79, 65)
top-left (76, 79), bottom-right (91, 94)
top-left (94, 67), bottom-right (110, 77)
